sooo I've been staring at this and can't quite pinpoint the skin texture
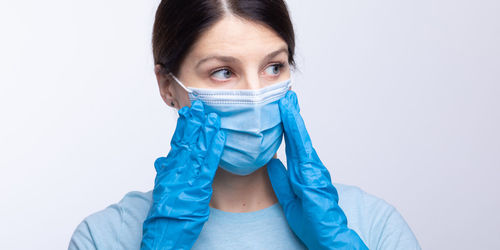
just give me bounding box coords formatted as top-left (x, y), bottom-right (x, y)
top-left (155, 14), bottom-right (291, 213)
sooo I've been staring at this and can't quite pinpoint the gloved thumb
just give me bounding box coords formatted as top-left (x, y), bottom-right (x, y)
top-left (267, 159), bottom-right (296, 207)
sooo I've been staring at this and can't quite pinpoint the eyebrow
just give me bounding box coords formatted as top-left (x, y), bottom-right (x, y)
top-left (195, 47), bottom-right (289, 69)
top-left (262, 47), bottom-right (288, 64)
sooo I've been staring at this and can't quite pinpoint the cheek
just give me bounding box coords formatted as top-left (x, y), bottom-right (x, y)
top-left (179, 96), bottom-right (191, 108)
top-left (174, 87), bottom-right (191, 108)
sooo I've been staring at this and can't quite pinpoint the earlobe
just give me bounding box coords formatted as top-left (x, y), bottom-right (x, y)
top-left (155, 64), bottom-right (177, 108)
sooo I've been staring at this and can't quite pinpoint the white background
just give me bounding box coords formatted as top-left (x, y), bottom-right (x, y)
top-left (1, 0), bottom-right (499, 249)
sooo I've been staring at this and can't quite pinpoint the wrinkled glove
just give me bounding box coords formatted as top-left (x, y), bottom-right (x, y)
top-left (141, 100), bottom-right (226, 250)
top-left (267, 91), bottom-right (368, 250)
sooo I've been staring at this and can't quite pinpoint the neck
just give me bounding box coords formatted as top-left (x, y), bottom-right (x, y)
top-left (209, 165), bottom-right (278, 213)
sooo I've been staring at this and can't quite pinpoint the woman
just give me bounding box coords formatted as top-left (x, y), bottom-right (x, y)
top-left (69, 0), bottom-right (420, 249)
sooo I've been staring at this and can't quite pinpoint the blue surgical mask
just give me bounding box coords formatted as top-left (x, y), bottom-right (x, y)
top-left (170, 74), bottom-right (291, 176)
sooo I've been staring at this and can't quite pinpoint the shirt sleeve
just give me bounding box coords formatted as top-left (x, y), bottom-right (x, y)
top-left (373, 205), bottom-right (421, 250)
top-left (359, 189), bottom-right (421, 250)
top-left (67, 203), bottom-right (124, 250)
top-left (67, 191), bottom-right (152, 250)
top-left (68, 220), bottom-right (97, 250)
top-left (335, 183), bottom-right (421, 250)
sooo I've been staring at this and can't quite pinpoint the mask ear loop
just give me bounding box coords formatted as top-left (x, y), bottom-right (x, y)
top-left (169, 73), bottom-right (194, 94)
top-left (287, 73), bottom-right (294, 91)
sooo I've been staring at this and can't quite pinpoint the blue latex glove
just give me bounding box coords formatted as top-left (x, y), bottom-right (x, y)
top-left (141, 100), bottom-right (226, 250)
top-left (267, 91), bottom-right (368, 250)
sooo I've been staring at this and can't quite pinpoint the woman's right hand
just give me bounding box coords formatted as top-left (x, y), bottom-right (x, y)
top-left (141, 100), bottom-right (226, 250)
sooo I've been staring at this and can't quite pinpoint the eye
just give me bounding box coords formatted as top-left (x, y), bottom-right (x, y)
top-left (264, 63), bottom-right (284, 76)
top-left (211, 68), bottom-right (233, 80)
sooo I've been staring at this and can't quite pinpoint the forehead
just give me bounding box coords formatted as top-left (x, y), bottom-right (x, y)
top-left (188, 15), bottom-right (288, 60)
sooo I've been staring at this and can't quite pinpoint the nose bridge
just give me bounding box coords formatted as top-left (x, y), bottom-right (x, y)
top-left (242, 74), bottom-right (262, 90)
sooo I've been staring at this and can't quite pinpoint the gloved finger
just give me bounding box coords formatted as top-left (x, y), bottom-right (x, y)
top-left (267, 159), bottom-right (296, 208)
top-left (154, 150), bottom-right (191, 177)
top-left (279, 91), bottom-right (333, 188)
top-left (171, 106), bottom-right (189, 144)
top-left (278, 91), bottom-right (314, 162)
top-left (197, 112), bottom-right (220, 153)
top-left (190, 100), bottom-right (205, 121)
top-left (200, 129), bottom-right (225, 180)
top-left (179, 100), bottom-right (204, 145)
top-left (153, 156), bottom-right (168, 173)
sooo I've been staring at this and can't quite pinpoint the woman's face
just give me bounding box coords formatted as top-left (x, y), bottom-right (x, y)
top-left (156, 15), bottom-right (292, 109)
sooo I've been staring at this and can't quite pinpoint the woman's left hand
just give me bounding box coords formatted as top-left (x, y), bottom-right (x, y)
top-left (267, 91), bottom-right (368, 250)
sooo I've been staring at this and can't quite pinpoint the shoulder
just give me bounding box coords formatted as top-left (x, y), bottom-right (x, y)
top-left (68, 190), bottom-right (153, 250)
top-left (333, 183), bottom-right (421, 250)
top-left (334, 183), bottom-right (393, 218)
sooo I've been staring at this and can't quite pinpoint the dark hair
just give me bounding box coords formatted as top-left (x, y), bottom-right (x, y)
top-left (152, 0), bottom-right (295, 75)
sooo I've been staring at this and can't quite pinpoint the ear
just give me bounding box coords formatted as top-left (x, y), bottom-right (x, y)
top-left (155, 64), bottom-right (177, 108)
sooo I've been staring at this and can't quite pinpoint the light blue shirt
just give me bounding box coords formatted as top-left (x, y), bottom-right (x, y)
top-left (68, 183), bottom-right (420, 249)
